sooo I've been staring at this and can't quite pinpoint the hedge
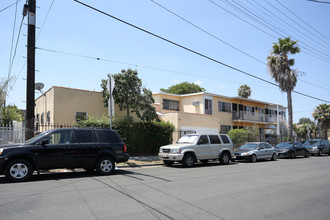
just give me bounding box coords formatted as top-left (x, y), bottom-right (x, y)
top-left (76, 116), bottom-right (175, 155)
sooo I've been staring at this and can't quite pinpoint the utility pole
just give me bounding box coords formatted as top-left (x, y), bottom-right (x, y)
top-left (25, 0), bottom-right (36, 140)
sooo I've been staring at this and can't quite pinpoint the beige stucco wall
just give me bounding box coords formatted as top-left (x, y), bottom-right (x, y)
top-left (180, 95), bottom-right (204, 114)
top-left (53, 87), bottom-right (108, 124)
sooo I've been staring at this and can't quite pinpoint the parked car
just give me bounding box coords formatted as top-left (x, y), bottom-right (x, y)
top-left (0, 128), bottom-right (129, 182)
top-left (275, 142), bottom-right (309, 158)
top-left (304, 139), bottom-right (330, 156)
top-left (158, 134), bottom-right (234, 167)
top-left (234, 142), bottom-right (277, 163)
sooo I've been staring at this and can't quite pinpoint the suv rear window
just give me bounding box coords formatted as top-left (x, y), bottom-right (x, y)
top-left (73, 130), bottom-right (95, 143)
top-left (97, 130), bottom-right (122, 143)
top-left (209, 135), bottom-right (220, 144)
top-left (220, 135), bottom-right (230, 144)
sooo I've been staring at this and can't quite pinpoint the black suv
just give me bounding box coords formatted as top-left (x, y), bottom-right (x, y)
top-left (0, 128), bottom-right (129, 182)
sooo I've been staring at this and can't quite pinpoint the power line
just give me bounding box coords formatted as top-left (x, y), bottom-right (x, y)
top-left (8, 0), bottom-right (19, 79)
top-left (221, 0), bottom-right (330, 61)
top-left (151, 0), bottom-right (266, 65)
top-left (277, 0), bottom-right (330, 42)
top-left (35, 46), bottom-right (275, 89)
top-left (264, 0), bottom-right (330, 52)
top-left (36, 0), bottom-right (55, 41)
top-left (151, 0), bottom-right (330, 92)
top-left (251, 0), bottom-right (330, 52)
top-left (307, 0), bottom-right (330, 4)
top-left (0, 0), bottom-right (22, 14)
top-left (73, 0), bottom-right (329, 103)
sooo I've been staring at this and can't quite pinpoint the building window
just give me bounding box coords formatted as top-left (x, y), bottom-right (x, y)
top-left (163, 99), bottom-right (179, 111)
top-left (36, 114), bottom-right (40, 123)
top-left (47, 111), bottom-right (51, 123)
top-left (41, 113), bottom-right (44, 124)
top-left (218, 101), bottom-right (231, 112)
top-left (76, 112), bottom-right (88, 122)
top-left (220, 125), bottom-right (231, 134)
top-left (205, 99), bottom-right (212, 115)
top-left (244, 106), bottom-right (255, 115)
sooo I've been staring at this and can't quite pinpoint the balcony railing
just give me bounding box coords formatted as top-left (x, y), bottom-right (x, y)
top-left (232, 111), bottom-right (285, 123)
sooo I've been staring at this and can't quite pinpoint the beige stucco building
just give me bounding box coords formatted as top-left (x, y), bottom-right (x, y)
top-left (153, 92), bottom-right (287, 142)
top-left (35, 86), bottom-right (110, 131)
top-left (35, 87), bottom-right (287, 141)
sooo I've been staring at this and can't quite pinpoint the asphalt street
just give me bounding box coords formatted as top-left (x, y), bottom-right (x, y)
top-left (1, 156), bottom-right (330, 220)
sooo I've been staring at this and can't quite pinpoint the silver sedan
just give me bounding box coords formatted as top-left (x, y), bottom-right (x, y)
top-left (234, 142), bottom-right (277, 163)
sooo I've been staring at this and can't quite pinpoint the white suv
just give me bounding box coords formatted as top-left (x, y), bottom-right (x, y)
top-left (158, 134), bottom-right (234, 167)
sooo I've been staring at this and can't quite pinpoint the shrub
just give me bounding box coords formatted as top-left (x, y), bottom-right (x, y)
top-left (76, 116), bottom-right (175, 155)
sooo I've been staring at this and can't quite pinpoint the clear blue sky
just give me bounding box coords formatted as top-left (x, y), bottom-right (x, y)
top-left (1, 0), bottom-right (329, 123)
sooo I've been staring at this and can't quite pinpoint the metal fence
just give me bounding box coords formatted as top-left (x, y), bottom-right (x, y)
top-left (0, 124), bottom-right (25, 145)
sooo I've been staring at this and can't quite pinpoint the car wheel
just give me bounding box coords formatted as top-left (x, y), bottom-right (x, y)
top-left (328, 150), bottom-right (330, 156)
top-left (163, 160), bottom-right (174, 167)
top-left (291, 151), bottom-right (296, 159)
top-left (250, 154), bottom-right (257, 163)
top-left (304, 150), bottom-right (310, 158)
top-left (220, 152), bottom-right (230, 165)
top-left (201, 160), bottom-right (208, 165)
top-left (271, 153), bottom-right (277, 161)
top-left (182, 153), bottom-right (195, 168)
top-left (96, 157), bottom-right (115, 175)
top-left (318, 149), bottom-right (322, 156)
top-left (4, 159), bottom-right (33, 182)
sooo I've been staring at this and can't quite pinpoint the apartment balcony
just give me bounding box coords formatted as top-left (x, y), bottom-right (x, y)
top-left (232, 111), bottom-right (285, 124)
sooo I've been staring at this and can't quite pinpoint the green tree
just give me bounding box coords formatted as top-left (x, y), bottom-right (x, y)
top-left (0, 77), bottom-right (13, 118)
top-left (160, 81), bottom-right (205, 94)
top-left (0, 105), bottom-right (23, 126)
top-left (101, 68), bottom-right (157, 121)
top-left (313, 103), bottom-right (330, 139)
top-left (237, 84), bottom-right (252, 98)
top-left (227, 128), bottom-right (258, 148)
top-left (298, 117), bottom-right (313, 125)
top-left (267, 37), bottom-right (301, 138)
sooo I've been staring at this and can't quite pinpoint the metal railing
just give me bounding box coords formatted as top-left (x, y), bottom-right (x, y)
top-left (232, 111), bottom-right (285, 123)
top-left (0, 124), bottom-right (25, 145)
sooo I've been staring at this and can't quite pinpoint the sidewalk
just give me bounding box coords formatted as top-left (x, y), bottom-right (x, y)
top-left (117, 155), bottom-right (163, 167)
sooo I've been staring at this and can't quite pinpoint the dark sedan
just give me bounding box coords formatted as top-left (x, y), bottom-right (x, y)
top-left (275, 142), bottom-right (309, 159)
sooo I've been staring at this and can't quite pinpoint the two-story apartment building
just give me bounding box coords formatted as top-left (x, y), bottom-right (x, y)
top-left (153, 92), bottom-right (286, 142)
top-left (35, 87), bottom-right (287, 141)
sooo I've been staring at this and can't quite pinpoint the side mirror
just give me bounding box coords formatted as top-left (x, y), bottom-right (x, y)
top-left (41, 139), bottom-right (49, 146)
top-left (257, 147), bottom-right (261, 150)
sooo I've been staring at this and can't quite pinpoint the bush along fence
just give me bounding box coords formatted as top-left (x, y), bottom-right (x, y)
top-left (76, 117), bottom-right (175, 155)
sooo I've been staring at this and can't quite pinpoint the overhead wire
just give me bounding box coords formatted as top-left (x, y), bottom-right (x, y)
top-left (73, 0), bottom-right (329, 103)
top-left (35, 46), bottom-right (275, 89)
top-left (263, 0), bottom-right (330, 52)
top-left (249, 0), bottom-right (330, 53)
top-left (151, 0), bottom-right (330, 92)
top-left (276, 0), bottom-right (329, 42)
top-left (151, 0), bottom-right (266, 65)
top-left (221, 0), bottom-right (330, 62)
top-left (11, 0), bottom-right (56, 90)
top-left (0, 0), bottom-right (22, 14)
top-left (208, 0), bottom-right (329, 63)
top-left (8, 0), bottom-right (19, 80)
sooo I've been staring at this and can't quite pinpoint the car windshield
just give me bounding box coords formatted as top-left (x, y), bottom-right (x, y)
top-left (177, 135), bottom-right (199, 144)
top-left (25, 130), bottom-right (52, 144)
top-left (237, 143), bottom-right (258, 150)
top-left (275, 142), bottom-right (292, 148)
top-left (304, 140), bottom-right (320, 146)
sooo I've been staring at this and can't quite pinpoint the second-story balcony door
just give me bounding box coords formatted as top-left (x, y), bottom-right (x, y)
top-left (239, 104), bottom-right (244, 119)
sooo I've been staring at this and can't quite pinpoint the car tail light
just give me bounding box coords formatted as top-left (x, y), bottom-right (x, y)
top-left (123, 144), bottom-right (127, 153)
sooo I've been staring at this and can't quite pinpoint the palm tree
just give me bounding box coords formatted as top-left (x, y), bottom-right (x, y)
top-left (267, 37), bottom-right (301, 138)
top-left (238, 84), bottom-right (252, 98)
top-left (313, 104), bottom-right (330, 139)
